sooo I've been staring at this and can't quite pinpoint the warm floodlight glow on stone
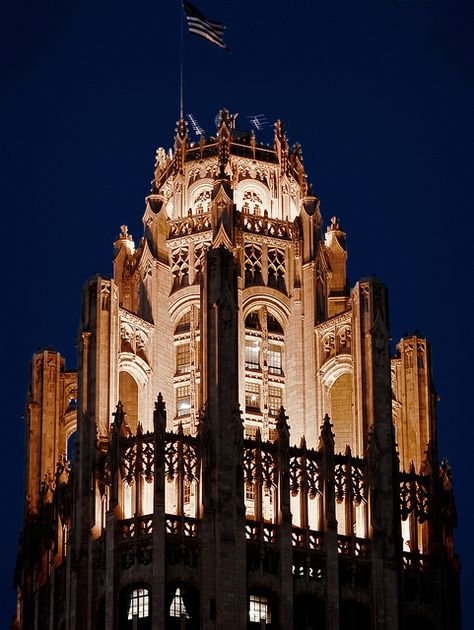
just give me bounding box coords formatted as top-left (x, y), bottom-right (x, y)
top-left (13, 109), bottom-right (460, 629)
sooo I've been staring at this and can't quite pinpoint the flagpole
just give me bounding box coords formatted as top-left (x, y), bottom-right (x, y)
top-left (180, 4), bottom-right (184, 120)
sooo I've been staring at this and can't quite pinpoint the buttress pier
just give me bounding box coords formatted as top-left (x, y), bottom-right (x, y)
top-left (14, 110), bottom-right (460, 629)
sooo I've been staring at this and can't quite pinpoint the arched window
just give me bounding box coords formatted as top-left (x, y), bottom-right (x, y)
top-left (340, 600), bottom-right (370, 630)
top-left (120, 585), bottom-right (151, 630)
top-left (294, 595), bottom-right (325, 630)
top-left (166, 584), bottom-right (200, 629)
top-left (244, 307), bottom-right (284, 422)
top-left (247, 591), bottom-right (277, 629)
top-left (128, 587), bottom-right (149, 620)
top-left (66, 431), bottom-right (77, 464)
top-left (169, 588), bottom-right (189, 619)
top-left (119, 371), bottom-right (139, 434)
top-left (328, 372), bottom-right (354, 454)
top-left (244, 243), bottom-right (263, 286)
top-left (173, 307), bottom-right (200, 429)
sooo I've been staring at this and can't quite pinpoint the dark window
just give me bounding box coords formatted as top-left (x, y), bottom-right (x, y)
top-left (340, 601), bottom-right (371, 630)
top-left (294, 595), bottom-right (325, 630)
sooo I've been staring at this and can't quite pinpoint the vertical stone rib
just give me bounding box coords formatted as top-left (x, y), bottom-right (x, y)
top-left (200, 247), bottom-right (245, 629)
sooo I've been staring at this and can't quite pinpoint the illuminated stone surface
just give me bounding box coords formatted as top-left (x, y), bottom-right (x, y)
top-left (13, 111), bottom-right (460, 629)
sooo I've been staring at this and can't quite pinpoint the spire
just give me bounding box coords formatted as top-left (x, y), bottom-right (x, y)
top-left (153, 392), bottom-right (167, 435)
top-left (112, 401), bottom-right (125, 432)
top-left (174, 118), bottom-right (189, 173)
top-left (319, 413), bottom-right (334, 450)
top-left (290, 143), bottom-right (307, 194)
top-left (274, 119), bottom-right (289, 174)
top-left (216, 108), bottom-right (236, 175)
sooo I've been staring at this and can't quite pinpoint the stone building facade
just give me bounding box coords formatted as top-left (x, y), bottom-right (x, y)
top-left (13, 110), bottom-right (460, 629)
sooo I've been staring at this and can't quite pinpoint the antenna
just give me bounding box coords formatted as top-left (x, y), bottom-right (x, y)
top-left (246, 114), bottom-right (269, 132)
top-left (187, 114), bottom-right (204, 136)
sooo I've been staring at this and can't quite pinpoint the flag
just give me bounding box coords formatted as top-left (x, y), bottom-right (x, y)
top-left (182, 1), bottom-right (229, 51)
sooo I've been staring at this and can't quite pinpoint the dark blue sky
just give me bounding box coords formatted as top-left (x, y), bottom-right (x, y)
top-left (1, 0), bottom-right (473, 625)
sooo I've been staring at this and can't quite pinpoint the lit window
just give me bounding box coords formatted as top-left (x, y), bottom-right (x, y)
top-left (176, 343), bottom-right (191, 374)
top-left (127, 587), bottom-right (149, 620)
top-left (268, 386), bottom-right (282, 416)
top-left (170, 588), bottom-right (190, 619)
top-left (246, 482), bottom-right (255, 501)
top-left (184, 481), bottom-right (191, 504)
top-left (249, 594), bottom-right (271, 624)
top-left (245, 339), bottom-right (260, 370)
top-left (268, 344), bottom-right (282, 375)
top-left (245, 382), bottom-right (260, 411)
top-left (245, 425), bottom-right (258, 439)
top-left (176, 386), bottom-right (191, 417)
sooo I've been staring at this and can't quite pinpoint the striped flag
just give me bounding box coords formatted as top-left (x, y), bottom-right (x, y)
top-left (182, 1), bottom-right (229, 51)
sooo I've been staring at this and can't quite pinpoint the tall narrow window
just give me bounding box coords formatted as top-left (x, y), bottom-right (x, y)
top-left (176, 386), bottom-right (191, 418)
top-left (267, 344), bottom-right (282, 375)
top-left (127, 587), bottom-right (150, 620)
top-left (249, 595), bottom-right (271, 624)
top-left (184, 480), bottom-right (191, 504)
top-left (245, 339), bottom-right (260, 370)
top-left (176, 343), bottom-right (191, 374)
top-left (245, 382), bottom-right (261, 411)
top-left (268, 386), bottom-right (282, 416)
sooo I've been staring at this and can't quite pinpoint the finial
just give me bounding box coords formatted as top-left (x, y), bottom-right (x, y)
top-left (320, 414), bottom-right (334, 447)
top-left (119, 225), bottom-right (133, 240)
top-left (276, 406), bottom-right (289, 435)
top-left (113, 401), bottom-right (125, 430)
top-left (327, 216), bottom-right (341, 232)
top-left (174, 118), bottom-right (189, 172)
top-left (175, 117), bottom-right (188, 141)
top-left (153, 392), bottom-right (167, 434)
top-left (274, 119), bottom-right (285, 140)
top-left (155, 392), bottom-right (166, 412)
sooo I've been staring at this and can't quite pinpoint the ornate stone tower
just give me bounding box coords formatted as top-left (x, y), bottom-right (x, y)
top-left (13, 110), bottom-right (460, 629)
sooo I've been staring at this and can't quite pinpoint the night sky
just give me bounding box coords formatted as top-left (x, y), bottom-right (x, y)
top-left (1, 0), bottom-right (473, 625)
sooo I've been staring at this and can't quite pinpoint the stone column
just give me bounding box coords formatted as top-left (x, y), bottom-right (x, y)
top-left (200, 246), bottom-right (246, 629)
top-left (276, 408), bottom-right (293, 629)
top-left (319, 415), bottom-right (339, 630)
top-left (352, 278), bottom-right (399, 629)
top-left (152, 394), bottom-right (166, 628)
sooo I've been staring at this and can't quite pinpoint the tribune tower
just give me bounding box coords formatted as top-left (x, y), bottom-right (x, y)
top-left (14, 110), bottom-right (460, 629)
